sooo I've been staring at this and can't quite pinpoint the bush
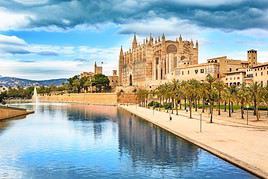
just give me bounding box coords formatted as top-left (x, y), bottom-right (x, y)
top-left (148, 101), bottom-right (162, 108)
top-left (163, 102), bottom-right (172, 110)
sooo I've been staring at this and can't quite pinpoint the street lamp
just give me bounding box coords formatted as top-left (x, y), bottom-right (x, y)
top-left (246, 104), bottom-right (249, 125)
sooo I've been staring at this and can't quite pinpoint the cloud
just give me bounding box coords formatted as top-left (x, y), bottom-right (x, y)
top-left (0, 34), bottom-right (27, 45)
top-left (0, 34), bottom-right (60, 56)
top-left (0, 0), bottom-right (268, 34)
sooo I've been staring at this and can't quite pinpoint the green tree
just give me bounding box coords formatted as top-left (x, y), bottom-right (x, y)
top-left (91, 74), bottom-right (110, 92)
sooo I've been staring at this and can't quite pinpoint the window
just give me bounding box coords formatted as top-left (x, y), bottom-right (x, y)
top-left (182, 71), bottom-right (184, 75)
top-left (188, 70), bottom-right (190, 74)
top-left (256, 73), bottom-right (257, 76)
top-left (200, 69), bottom-right (204, 73)
top-left (229, 68), bottom-right (232, 72)
top-left (261, 72), bottom-right (263, 76)
top-left (237, 77), bottom-right (240, 80)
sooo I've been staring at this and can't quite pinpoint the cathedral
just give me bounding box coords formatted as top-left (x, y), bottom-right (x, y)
top-left (118, 34), bottom-right (198, 88)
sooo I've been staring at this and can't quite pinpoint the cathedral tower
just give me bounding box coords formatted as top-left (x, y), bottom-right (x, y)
top-left (247, 49), bottom-right (257, 67)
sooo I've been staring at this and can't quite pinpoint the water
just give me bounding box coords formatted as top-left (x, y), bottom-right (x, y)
top-left (0, 103), bottom-right (258, 179)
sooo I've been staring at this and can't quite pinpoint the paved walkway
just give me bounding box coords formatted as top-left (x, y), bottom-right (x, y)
top-left (121, 105), bottom-right (268, 178)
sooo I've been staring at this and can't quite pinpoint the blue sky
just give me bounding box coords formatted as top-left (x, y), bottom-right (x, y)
top-left (0, 0), bottom-right (268, 80)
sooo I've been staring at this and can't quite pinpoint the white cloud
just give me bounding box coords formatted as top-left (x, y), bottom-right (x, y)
top-left (0, 34), bottom-right (27, 45)
top-left (0, 7), bottom-right (32, 31)
top-left (119, 17), bottom-right (206, 39)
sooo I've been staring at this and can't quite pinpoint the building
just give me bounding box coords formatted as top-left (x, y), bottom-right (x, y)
top-left (252, 62), bottom-right (268, 87)
top-left (119, 34), bottom-right (198, 88)
top-left (94, 62), bottom-right (103, 75)
top-left (80, 62), bottom-right (118, 91)
top-left (108, 70), bottom-right (119, 90)
top-left (118, 34), bottom-right (268, 89)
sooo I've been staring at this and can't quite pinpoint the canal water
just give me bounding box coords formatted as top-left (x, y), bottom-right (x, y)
top-left (0, 104), bottom-right (257, 179)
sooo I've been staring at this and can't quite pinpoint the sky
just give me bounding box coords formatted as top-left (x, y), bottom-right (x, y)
top-left (0, 0), bottom-right (268, 80)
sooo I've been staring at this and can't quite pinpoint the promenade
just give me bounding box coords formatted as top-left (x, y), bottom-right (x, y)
top-left (121, 105), bottom-right (268, 178)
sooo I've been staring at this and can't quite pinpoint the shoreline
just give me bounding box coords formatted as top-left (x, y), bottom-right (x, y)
top-left (0, 105), bottom-right (34, 121)
top-left (120, 105), bottom-right (268, 179)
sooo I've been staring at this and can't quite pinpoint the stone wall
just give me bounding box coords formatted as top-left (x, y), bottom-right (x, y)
top-left (39, 93), bottom-right (138, 105)
top-left (117, 93), bottom-right (138, 104)
top-left (0, 106), bottom-right (32, 120)
top-left (39, 93), bottom-right (118, 105)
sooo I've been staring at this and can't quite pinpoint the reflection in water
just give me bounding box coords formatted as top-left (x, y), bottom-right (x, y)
top-left (118, 109), bottom-right (199, 167)
top-left (0, 104), bottom-right (258, 179)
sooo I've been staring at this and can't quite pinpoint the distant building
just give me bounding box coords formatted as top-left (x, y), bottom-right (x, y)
top-left (94, 62), bottom-right (103, 75)
top-left (80, 62), bottom-right (118, 91)
top-left (108, 70), bottom-right (119, 90)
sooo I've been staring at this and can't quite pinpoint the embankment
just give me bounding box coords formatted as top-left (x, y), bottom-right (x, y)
top-left (39, 93), bottom-right (138, 105)
top-left (0, 106), bottom-right (33, 120)
top-left (39, 93), bottom-right (118, 105)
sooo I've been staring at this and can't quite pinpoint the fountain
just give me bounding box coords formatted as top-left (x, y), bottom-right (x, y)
top-left (32, 86), bottom-right (39, 104)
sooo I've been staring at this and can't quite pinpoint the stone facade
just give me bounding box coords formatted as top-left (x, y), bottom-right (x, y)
top-left (119, 34), bottom-right (198, 88)
top-left (252, 63), bottom-right (268, 87)
top-left (119, 34), bottom-right (267, 89)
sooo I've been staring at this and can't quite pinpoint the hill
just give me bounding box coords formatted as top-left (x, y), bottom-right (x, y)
top-left (0, 77), bottom-right (67, 87)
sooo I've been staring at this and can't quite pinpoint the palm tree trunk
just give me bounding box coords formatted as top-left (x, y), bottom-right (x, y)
top-left (179, 100), bottom-right (182, 110)
top-left (171, 98), bottom-right (174, 114)
top-left (176, 100), bottom-right (178, 115)
top-left (195, 99), bottom-right (198, 112)
top-left (254, 98), bottom-right (257, 116)
top-left (241, 101), bottom-right (244, 119)
top-left (224, 101), bottom-right (227, 112)
top-left (189, 100), bottom-right (192, 119)
top-left (202, 98), bottom-right (205, 113)
top-left (210, 104), bottom-right (213, 123)
top-left (228, 99), bottom-right (231, 117)
top-left (256, 104), bottom-right (259, 121)
top-left (184, 98), bottom-right (187, 110)
top-left (231, 102), bottom-right (234, 113)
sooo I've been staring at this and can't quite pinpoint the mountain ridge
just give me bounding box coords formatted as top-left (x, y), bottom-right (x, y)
top-left (0, 76), bottom-right (68, 87)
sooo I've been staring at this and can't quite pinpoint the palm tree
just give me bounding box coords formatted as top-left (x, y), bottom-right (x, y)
top-left (200, 82), bottom-right (208, 113)
top-left (237, 83), bottom-right (250, 119)
top-left (180, 81), bottom-right (188, 110)
top-left (249, 82), bottom-right (262, 120)
top-left (261, 85), bottom-right (268, 116)
top-left (226, 85), bottom-right (237, 117)
top-left (214, 80), bottom-right (225, 115)
top-left (206, 74), bottom-right (216, 123)
top-left (184, 79), bottom-right (199, 119)
top-left (170, 79), bottom-right (181, 115)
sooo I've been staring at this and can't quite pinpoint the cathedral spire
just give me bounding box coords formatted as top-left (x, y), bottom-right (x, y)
top-left (120, 46), bottom-right (123, 56)
top-left (179, 34), bottom-right (182, 41)
top-left (162, 33), bottom-right (165, 41)
top-left (132, 33), bottom-right (137, 49)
